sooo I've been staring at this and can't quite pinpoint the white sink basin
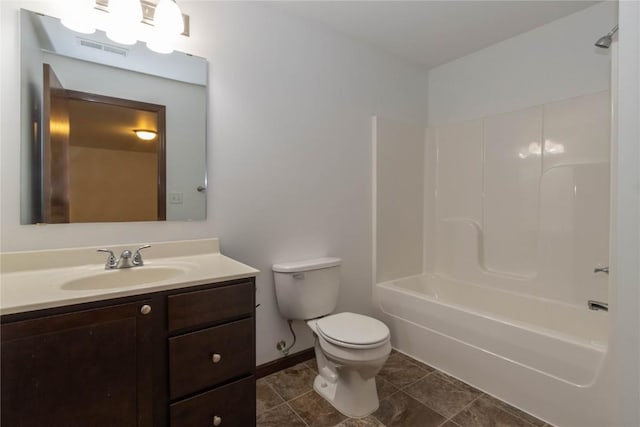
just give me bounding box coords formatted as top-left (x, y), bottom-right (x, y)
top-left (61, 267), bottom-right (186, 291)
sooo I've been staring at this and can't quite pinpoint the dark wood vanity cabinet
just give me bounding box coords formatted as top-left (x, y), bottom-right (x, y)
top-left (0, 278), bottom-right (256, 427)
top-left (1, 300), bottom-right (153, 427)
top-left (167, 281), bottom-right (256, 427)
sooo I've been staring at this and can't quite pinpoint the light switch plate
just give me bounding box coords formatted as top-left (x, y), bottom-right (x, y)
top-left (169, 192), bottom-right (183, 204)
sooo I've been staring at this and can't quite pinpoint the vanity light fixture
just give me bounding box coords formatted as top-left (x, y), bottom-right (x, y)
top-left (61, 0), bottom-right (189, 54)
top-left (134, 129), bottom-right (157, 141)
top-left (146, 0), bottom-right (185, 54)
top-left (106, 0), bottom-right (143, 46)
top-left (61, 0), bottom-right (97, 34)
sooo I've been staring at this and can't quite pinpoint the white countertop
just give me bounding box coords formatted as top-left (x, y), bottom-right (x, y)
top-left (0, 239), bottom-right (259, 316)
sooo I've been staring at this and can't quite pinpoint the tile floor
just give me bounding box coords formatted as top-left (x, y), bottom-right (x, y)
top-left (257, 351), bottom-right (553, 427)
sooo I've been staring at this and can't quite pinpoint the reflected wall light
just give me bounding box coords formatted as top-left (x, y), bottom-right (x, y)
top-left (60, 0), bottom-right (189, 54)
top-left (134, 129), bottom-right (158, 141)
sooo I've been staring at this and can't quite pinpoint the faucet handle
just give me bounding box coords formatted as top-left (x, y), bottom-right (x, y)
top-left (133, 245), bottom-right (151, 266)
top-left (97, 249), bottom-right (117, 269)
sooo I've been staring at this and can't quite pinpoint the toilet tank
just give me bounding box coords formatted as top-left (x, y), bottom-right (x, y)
top-left (272, 257), bottom-right (341, 320)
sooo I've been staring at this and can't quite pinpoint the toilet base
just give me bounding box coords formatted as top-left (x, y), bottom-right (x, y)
top-left (313, 371), bottom-right (379, 418)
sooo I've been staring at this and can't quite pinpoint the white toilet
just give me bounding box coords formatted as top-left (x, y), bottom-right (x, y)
top-left (272, 257), bottom-right (391, 418)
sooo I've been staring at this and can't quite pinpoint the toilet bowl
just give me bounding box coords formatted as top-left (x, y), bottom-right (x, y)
top-left (272, 258), bottom-right (392, 417)
top-left (307, 312), bottom-right (391, 417)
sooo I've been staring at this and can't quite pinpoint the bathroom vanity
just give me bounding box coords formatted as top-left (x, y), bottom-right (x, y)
top-left (0, 239), bottom-right (258, 427)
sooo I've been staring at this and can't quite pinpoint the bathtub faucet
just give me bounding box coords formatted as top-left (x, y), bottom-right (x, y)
top-left (588, 300), bottom-right (608, 312)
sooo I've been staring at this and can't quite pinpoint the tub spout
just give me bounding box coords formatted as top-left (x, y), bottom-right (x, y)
top-left (594, 266), bottom-right (609, 274)
top-left (588, 300), bottom-right (608, 312)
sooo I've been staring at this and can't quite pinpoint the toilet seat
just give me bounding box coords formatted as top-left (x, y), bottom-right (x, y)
top-left (316, 312), bottom-right (390, 349)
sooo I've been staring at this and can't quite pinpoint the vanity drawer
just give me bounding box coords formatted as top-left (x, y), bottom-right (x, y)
top-left (167, 282), bottom-right (253, 332)
top-left (170, 376), bottom-right (255, 427)
top-left (169, 318), bottom-right (253, 399)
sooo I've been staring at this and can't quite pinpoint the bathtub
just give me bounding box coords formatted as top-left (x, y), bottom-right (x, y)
top-left (376, 274), bottom-right (611, 427)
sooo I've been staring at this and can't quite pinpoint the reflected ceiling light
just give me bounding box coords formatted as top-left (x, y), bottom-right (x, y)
top-left (147, 0), bottom-right (185, 54)
top-left (106, 0), bottom-right (143, 45)
top-left (134, 129), bottom-right (157, 140)
top-left (61, 0), bottom-right (96, 34)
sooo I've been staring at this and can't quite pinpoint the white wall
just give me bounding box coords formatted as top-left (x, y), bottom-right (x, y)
top-left (1, 1), bottom-right (429, 365)
top-left (428, 2), bottom-right (616, 126)
top-left (611, 1), bottom-right (640, 424)
top-left (191, 2), bottom-right (429, 364)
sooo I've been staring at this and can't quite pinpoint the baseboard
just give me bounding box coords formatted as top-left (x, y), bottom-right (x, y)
top-left (256, 348), bottom-right (315, 379)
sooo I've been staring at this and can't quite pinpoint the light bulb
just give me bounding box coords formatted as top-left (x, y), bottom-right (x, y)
top-left (106, 0), bottom-right (143, 45)
top-left (61, 0), bottom-right (96, 34)
top-left (147, 35), bottom-right (176, 54)
top-left (147, 0), bottom-right (183, 54)
top-left (154, 0), bottom-right (184, 35)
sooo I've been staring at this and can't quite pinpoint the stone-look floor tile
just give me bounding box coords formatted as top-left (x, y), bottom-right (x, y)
top-left (304, 357), bottom-right (319, 372)
top-left (452, 395), bottom-right (536, 427)
top-left (373, 391), bottom-right (445, 427)
top-left (264, 362), bottom-right (317, 401)
top-left (289, 391), bottom-right (347, 427)
top-left (256, 378), bottom-right (285, 416)
top-left (338, 415), bottom-right (385, 426)
top-left (404, 373), bottom-right (480, 418)
top-left (257, 403), bottom-right (306, 427)
top-left (432, 371), bottom-right (482, 395)
top-left (376, 376), bottom-right (399, 401)
top-left (482, 395), bottom-right (546, 427)
top-left (378, 352), bottom-right (431, 388)
top-left (440, 421), bottom-right (463, 427)
top-left (392, 350), bottom-right (435, 372)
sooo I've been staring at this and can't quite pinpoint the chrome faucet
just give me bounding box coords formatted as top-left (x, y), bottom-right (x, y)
top-left (588, 300), bottom-right (609, 312)
top-left (116, 250), bottom-right (135, 269)
top-left (97, 245), bottom-right (151, 269)
top-left (594, 266), bottom-right (609, 274)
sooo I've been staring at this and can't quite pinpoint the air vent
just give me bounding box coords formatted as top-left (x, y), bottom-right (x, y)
top-left (77, 38), bottom-right (128, 57)
top-left (102, 45), bottom-right (128, 57)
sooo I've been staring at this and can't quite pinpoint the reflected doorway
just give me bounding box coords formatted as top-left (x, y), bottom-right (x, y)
top-left (43, 63), bottom-right (166, 223)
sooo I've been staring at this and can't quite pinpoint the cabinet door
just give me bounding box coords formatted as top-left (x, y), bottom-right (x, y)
top-left (1, 300), bottom-right (153, 427)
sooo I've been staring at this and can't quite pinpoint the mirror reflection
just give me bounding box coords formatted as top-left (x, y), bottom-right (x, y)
top-left (20, 9), bottom-right (208, 224)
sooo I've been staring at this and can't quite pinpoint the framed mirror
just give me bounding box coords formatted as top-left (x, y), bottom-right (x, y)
top-left (20, 9), bottom-right (208, 224)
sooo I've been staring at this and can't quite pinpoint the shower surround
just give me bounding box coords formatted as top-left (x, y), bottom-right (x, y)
top-left (373, 90), bottom-right (611, 426)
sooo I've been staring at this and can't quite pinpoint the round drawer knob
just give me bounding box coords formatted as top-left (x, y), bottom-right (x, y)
top-left (211, 353), bottom-right (222, 363)
top-left (212, 415), bottom-right (222, 426)
top-left (140, 305), bottom-right (152, 315)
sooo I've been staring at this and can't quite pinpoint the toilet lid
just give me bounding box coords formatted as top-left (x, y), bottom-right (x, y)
top-left (316, 312), bottom-right (390, 347)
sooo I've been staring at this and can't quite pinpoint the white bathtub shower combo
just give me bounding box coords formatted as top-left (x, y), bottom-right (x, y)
top-left (373, 89), bottom-right (612, 426)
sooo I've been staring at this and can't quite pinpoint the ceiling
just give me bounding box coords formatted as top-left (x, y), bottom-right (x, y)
top-left (271, 1), bottom-right (599, 70)
top-left (68, 99), bottom-right (159, 153)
